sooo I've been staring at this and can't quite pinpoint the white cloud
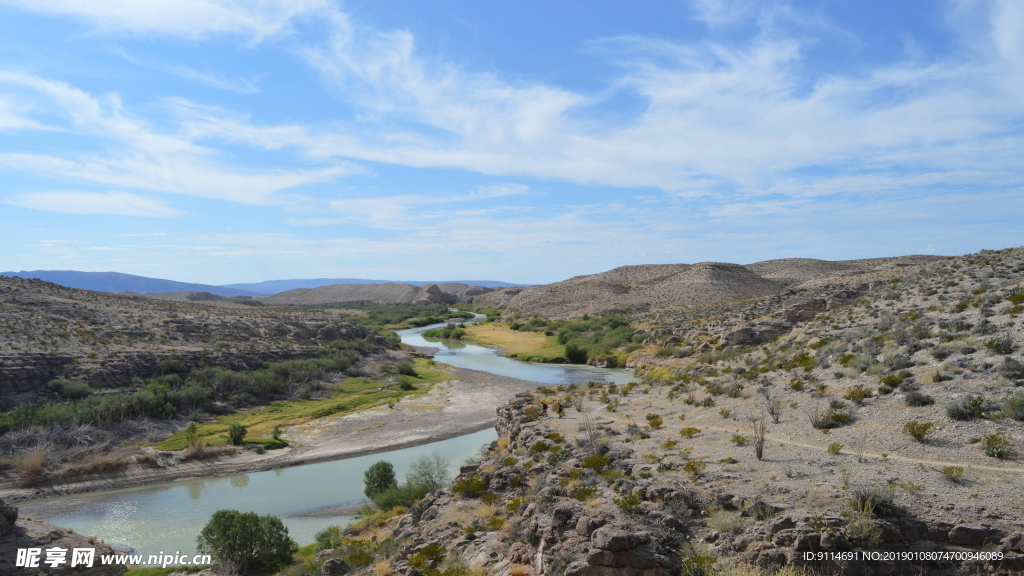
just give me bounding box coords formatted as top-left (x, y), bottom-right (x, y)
top-left (0, 72), bottom-right (358, 203)
top-left (0, 0), bottom-right (327, 42)
top-left (9, 191), bottom-right (184, 217)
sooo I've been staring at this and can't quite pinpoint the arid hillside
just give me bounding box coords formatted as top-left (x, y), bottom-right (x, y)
top-left (258, 282), bottom-right (493, 306)
top-left (0, 276), bottom-right (391, 403)
top-left (491, 255), bottom-right (946, 318)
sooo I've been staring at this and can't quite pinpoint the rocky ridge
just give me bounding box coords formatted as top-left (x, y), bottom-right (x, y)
top-left (257, 283), bottom-right (493, 307)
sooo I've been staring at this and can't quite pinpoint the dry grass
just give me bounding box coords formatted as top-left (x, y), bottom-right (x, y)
top-left (508, 565), bottom-right (533, 576)
top-left (18, 450), bottom-right (48, 486)
top-left (372, 560), bottom-right (393, 576)
top-left (475, 504), bottom-right (499, 519)
top-left (61, 450), bottom-right (131, 477)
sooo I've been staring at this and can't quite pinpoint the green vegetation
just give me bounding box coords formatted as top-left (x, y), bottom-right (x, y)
top-left (155, 358), bottom-right (445, 450)
top-left (196, 510), bottom-right (295, 574)
top-left (422, 323), bottom-right (467, 340)
top-left (226, 423), bottom-right (247, 445)
top-left (903, 420), bottom-right (933, 442)
top-left (370, 453), bottom-right (452, 509)
top-left (466, 315), bottom-right (634, 365)
top-left (363, 461), bottom-right (398, 499)
top-left (322, 303), bottom-right (475, 331)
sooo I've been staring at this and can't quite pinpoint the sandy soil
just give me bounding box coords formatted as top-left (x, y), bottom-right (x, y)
top-left (2, 365), bottom-right (543, 505)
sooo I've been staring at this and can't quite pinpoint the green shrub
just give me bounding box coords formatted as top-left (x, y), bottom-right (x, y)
top-left (451, 474), bottom-right (487, 498)
top-left (982, 433), bottom-right (1011, 458)
top-left (683, 460), bottom-right (706, 480)
top-left (613, 493), bottom-right (643, 514)
top-left (730, 435), bottom-right (749, 446)
top-left (986, 334), bottom-right (1014, 355)
top-left (679, 427), bottom-right (701, 438)
top-left (47, 379), bottom-right (92, 400)
top-left (226, 423), bottom-right (247, 445)
top-left (706, 509), bottom-right (744, 534)
top-left (395, 360), bottom-right (418, 377)
top-left (939, 466), bottom-right (965, 483)
top-left (582, 452), bottom-right (611, 472)
top-left (645, 413), bottom-right (663, 429)
top-left (748, 501), bottom-right (775, 521)
top-left (843, 385), bottom-right (873, 404)
top-left (197, 510), bottom-right (295, 574)
top-left (827, 442), bottom-right (843, 454)
top-left (902, 420), bottom-right (933, 442)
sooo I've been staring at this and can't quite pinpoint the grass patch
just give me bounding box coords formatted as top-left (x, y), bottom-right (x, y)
top-left (463, 323), bottom-right (567, 361)
top-left (156, 359), bottom-right (445, 450)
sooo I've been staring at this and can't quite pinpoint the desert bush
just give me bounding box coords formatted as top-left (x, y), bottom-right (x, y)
top-left (982, 433), bottom-right (1011, 459)
top-left (930, 347), bottom-right (954, 360)
top-left (226, 423), bottom-right (247, 445)
top-left (683, 460), bottom-right (706, 480)
top-left (939, 466), bottom-right (965, 483)
top-left (765, 396), bottom-right (783, 423)
top-left (395, 360), bottom-right (418, 377)
top-left (946, 395), bottom-right (985, 420)
top-left (1001, 358), bottom-right (1024, 379)
top-left (807, 404), bottom-right (852, 429)
top-left (730, 435), bottom-right (749, 446)
top-left (844, 516), bottom-right (882, 549)
top-left (748, 501), bottom-right (776, 521)
top-left (679, 427), bottom-right (701, 438)
top-left (986, 334), bottom-right (1014, 355)
top-left (843, 385), bottom-right (873, 405)
top-left (47, 379), bottom-right (92, 400)
top-left (613, 493), bottom-right (643, 514)
top-left (706, 509), bottom-right (744, 534)
top-left (564, 343), bottom-right (588, 364)
top-left (903, 420), bottom-right (933, 442)
top-left (827, 442), bottom-right (844, 454)
top-left (904, 392), bottom-right (935, 407)
top-left (1002, 392), bottom-right (1024, 421)
top-left (849, 486), bottom-right (897, 517)
top-left (451, 474), bottom-right (487, 498)
top-left (582, 452), bottom-right (611, 472)
top-left (645, 413), bottom-right (663, 429)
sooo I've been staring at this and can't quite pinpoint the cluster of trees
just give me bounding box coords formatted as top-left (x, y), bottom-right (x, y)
top-left (0, 349), bottom-right (366, 434)
top-left (363, 453), bottom-right (451, 509)
top-left (421, 323), bottom-right (467, 340)
top-left (322, 303), bottom-right (474, 331)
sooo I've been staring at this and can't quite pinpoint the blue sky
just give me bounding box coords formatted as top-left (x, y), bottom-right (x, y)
top-left (0, 0), bottom-right (1022, 285)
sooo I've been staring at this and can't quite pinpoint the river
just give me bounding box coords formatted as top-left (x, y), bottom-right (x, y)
top-left (30, 317), bottom-right (636, 558)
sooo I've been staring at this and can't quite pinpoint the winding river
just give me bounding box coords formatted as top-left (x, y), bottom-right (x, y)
top-left (29, 318), bottom-right (637, 558)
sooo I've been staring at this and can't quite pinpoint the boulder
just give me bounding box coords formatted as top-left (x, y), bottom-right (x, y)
top-left (591, 527), bottom-right (633, 551)
top-left (949, 524), bottom-right (1000, 546)
top-left (321, 558), bottom-right (351, 576)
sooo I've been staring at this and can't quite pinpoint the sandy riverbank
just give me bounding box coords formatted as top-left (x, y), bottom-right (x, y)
top-left (4, 365), bottom-right (543, 508)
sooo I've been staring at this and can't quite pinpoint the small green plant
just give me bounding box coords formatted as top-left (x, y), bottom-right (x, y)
top-left (184, 422), bottom-right (202, 450)
top-left (982, 433), bottom-right (1011, 459)
top-left (683, 460), bottom-right (706, 480)
top-left (843, 385), bottom-right (873, 405)
top-left (679, 427), bottom-right (701, 438)
top-left (748, 501), bottom-right (775, 521)
top-left (939, 466), bottom-right (965, 483)
top-left (698, 397), bottom-right (715, 407)
top-left (613, 492), bottom-right (643, 514)
top-left (645, 413), bottom-right (663, 429)
top-left (451, 474), bottom-right (487, 498)
top-left (226, 423), bottom-right (247, 445)
top-left (719, 408), bottom-right (731, 418)
top-left (903, 420), bottom-right (933, 442)
top-left (271, 426), bottom-right (282, 440)
top-left (582, 452), bottom-right (611, 472)
top-left (731, 435), bottom-right (749, 446)
top-left (827, 442), bottom-right (844, 454)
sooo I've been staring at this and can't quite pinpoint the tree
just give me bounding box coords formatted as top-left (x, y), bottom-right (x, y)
top-left (406, 453), bottom-right (451, 491)
top-left (197, 510), bottom-right (295, 574)
top-left (364, 461), bottom-right (397, 499)
top-left (564, 343), bottom-right (588, 364)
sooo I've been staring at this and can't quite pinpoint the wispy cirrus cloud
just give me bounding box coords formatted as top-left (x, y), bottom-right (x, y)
top-left (9, 191), bottom-right (184, 217)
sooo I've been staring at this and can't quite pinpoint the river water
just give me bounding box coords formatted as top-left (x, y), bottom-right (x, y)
top-left (33, 317), bottom-right (636, 557)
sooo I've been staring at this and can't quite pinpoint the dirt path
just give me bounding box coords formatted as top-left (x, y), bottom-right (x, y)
top-left (1, 366), bottom-right (543, 503)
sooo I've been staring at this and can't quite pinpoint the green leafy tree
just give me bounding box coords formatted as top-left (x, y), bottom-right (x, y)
top-left (406, 452), bottom-right (451, 491)
top-left (364, 460), bottom-right (398, 499)
top-left (197, 510), bottom-right (295, 574)
top-left (564, 343), bottom-right (588, 364)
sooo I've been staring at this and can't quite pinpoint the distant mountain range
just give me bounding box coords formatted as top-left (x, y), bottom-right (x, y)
top-left (0, 270), bottom-right (527, 296)
top-left (221, 278), bottom-right (528, 294)
top-left (0, 270), bottom-right (260, 297)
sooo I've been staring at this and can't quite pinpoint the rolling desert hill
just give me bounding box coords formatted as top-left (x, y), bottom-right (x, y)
top-left (485, 255), bottom-right (948, 317)
top-left (257, 282), bottom-right (494, 306)
top-left (223, 278), bottom-right (527, 294)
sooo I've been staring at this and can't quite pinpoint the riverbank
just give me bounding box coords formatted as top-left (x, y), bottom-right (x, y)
top-left (462, 323), bottom-right (565, 361)
top-left (3, 365), bottom-right (543, 505)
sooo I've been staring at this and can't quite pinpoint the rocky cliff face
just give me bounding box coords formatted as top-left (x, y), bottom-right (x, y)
top-left (0, 497), bottom-right (126, 576)
top-left (365, 393), bottom-right (1024, 576)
